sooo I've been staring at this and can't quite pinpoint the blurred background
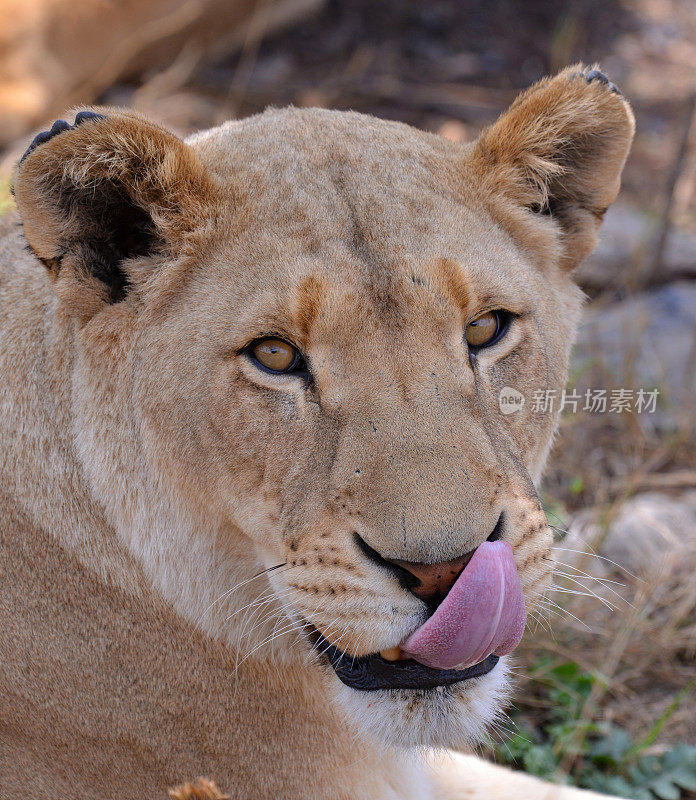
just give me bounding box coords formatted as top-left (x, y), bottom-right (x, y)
top-left (1, 1), bottom-right (694, 797)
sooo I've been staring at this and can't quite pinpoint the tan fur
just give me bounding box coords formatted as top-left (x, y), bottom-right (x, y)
top-left (1, 66), bottom-right (633, 799)
top-left (168, 778), bottom-right (230, 800)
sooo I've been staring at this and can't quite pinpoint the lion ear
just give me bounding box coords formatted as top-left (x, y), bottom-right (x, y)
top-left (13, 110), bottom-right (219, 322)
top-left (469, 65), bottom-right (635, 271)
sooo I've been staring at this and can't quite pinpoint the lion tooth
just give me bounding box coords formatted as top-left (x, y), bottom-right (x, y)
top-left (380, 646), bottom-right (403, 661)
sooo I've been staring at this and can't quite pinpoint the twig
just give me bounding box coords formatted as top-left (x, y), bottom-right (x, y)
top-left (649, 91), bottom-right (696, 282)
top-left (227, 0), bottom-right (277, 113)
top-left (66, 0), bottom-right (204, 108)
top-left (609, 469), bottom-right (696, 494)
top-left (133, 41), bottom-right (204, 106)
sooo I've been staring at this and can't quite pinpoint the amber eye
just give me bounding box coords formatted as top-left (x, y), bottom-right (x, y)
top-left (465, 311), bottom-right (508, 349)
top-left (250, 338), bottom-right (302, 373)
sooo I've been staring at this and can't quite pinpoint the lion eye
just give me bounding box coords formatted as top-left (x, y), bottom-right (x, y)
top-left (465, 311), bottom-right (507, 349)
top-left (250, 338), bottom-right (301, 373)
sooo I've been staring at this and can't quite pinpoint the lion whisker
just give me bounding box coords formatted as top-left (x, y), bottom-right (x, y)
top-left (551, 571), bottom-right (618, 610)
top-left (190, 562), bottom-right (296, 644)
top-left (534, 595), bottom-right (593, 631)
top-left (234, 620), bottom-right (308, 671)
top-left (548, 557), bottom-right (626, 587)
top-left (551, 546), bottom-right (640, 579)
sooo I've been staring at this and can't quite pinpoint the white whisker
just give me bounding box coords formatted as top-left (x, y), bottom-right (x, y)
top-left (551, 546), bottom-right (640, 579)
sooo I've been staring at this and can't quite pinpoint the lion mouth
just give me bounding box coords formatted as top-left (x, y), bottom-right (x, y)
top-left (309, 540), bottom-right (526, 690)
top-left (317, 633), bottom-right (499, 691)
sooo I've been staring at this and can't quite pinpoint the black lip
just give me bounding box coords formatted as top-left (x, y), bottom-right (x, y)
top-left (321, 639), bottom-right (499, 691)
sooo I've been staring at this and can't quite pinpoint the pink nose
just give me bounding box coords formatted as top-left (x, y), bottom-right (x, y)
top-left (390, 552), bottom-right (474, 606)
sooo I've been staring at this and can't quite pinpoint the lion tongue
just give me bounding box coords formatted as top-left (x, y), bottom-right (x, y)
top-left (400, 541), bottom-right (526, 670)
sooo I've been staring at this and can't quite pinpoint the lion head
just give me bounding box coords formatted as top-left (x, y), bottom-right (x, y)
top-left (13, 66), bottom-right (633, 751)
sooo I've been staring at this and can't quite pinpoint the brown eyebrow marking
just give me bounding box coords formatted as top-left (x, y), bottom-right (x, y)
top-left (294, 275), bottom-right (325, 342)
top-left (431, 257), bottom-right (471, 317)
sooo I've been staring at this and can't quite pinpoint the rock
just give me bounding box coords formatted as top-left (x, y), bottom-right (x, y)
top-left (571, 281), bottom-right (696, 431)
top-left (576, 203), bottom-right (696, 291)
top-left (561, 491), bottom-right (696, 576)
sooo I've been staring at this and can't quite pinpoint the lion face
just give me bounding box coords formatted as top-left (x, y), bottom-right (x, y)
top-left (13, 67), bottom-right (633, 750)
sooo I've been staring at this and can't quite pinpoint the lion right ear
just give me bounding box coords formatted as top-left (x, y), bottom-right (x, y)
top-left (467, 65), bottom-right (635, 271)
top-left (13, 110), bottom-right (220, 322)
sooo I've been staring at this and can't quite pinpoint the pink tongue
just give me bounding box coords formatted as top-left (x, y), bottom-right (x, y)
top-left (400, 540), bottom-right (526, 670)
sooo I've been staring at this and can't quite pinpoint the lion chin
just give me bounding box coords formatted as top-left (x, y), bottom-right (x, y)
top-left (333, 657), bottom-right (512, 750)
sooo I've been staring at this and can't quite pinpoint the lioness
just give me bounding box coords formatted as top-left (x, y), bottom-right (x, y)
top-left (0, 65), bottom-right (633, 799)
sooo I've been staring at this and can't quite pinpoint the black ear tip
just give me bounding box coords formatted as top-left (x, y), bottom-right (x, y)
top-left (584, 68), bottom-right (623, 96)
top-left (19, 111), bottom-right (106, 166)
top-left (74, 110), bottom-right (106, 126)
top-left (19, 119), bottom-right (72, 166)
top-left (18, 111), bottom-right (107, 166)
top-left (585, 69), bottom-right (609, 85)
top-left (49, 119), bottom-right (70, 136)
top-left (19, 130), bottom-right (54, 165)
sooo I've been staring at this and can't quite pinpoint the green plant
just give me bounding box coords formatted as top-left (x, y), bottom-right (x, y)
top-left (495, 661), bottom-right (696, 800)
top-left (569, 475), bottom-right (585, 496)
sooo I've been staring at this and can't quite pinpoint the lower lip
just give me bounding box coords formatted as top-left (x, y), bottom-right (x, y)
top-left (321, 639), bottom-right (499, 691)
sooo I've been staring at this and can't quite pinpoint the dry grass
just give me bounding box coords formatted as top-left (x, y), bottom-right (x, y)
top-left (496, 369), bottom-right (696, 794)
top-left (0, 177), bottom-right (13, 216)
top-left (518, 549), bottom-right (696, 749)
top-left (544, 351), bottom-right (696, 521)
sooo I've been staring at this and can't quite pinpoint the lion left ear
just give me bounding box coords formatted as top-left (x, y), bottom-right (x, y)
top-left (13, 109), bottom-right (220, 322)
top-left (469, 65), bottom-right (635, 271)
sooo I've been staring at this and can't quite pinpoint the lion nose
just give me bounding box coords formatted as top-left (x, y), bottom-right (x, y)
top-left (354, 514), bottom-right (504, 612)
top-left (390, 554), bottom-right (473, 606)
